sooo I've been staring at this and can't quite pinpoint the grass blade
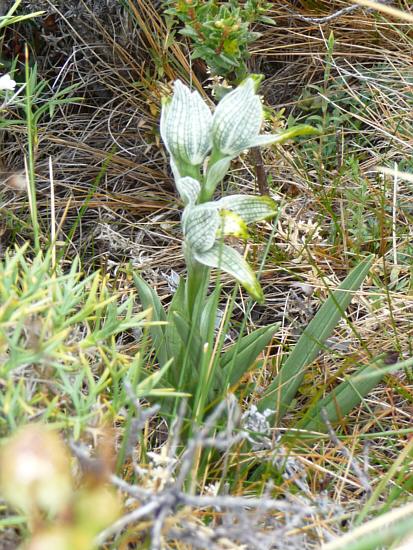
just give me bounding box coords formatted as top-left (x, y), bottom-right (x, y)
top-left (133, 272), bottom-right (168, 366)
top-left (296, 354), bottom-right (389, 433)
top-left (258, 255), bottom-right (374, 420)
top-left (165, 277), bottom-right (185, 380)
top-left (221, 323), bottom-right (279, 387)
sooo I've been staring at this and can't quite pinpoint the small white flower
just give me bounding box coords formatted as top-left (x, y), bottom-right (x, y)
top-left (204, 482), bottom-right (220, 497)
top-left (147, 450), bottom-right (177, 467)
top-left (241, 405), bottom-right (274, 450)
top-left (0, 73), bottom-right (17, 91)
top-left (160, 80), bottom-right (212, 167)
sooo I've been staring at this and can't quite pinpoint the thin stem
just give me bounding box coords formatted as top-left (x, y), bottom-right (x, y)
top-left (199, 148), bottom-right (227, 203)
top-left (24, 46), bottom-right (40, 252)
top-left (185, 259), bottom-right (209, 319)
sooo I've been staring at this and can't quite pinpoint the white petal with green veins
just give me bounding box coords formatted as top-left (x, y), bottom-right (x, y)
top-left (193, 243), bottom-right (264, 303)
top-left (182, 204), bottom-right (219, 252)
top-left (160, 80), bottom-right (213, 166)
top-left (212, 79), bottom-right (262, 157)
top-left (217, 195), bottom-right (277, 224)
top-left (176, 177), bottom-right (201, 205)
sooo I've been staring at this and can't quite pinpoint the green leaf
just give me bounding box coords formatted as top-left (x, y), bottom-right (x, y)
top-left (135, 359), bottom-right (174, 397)
top-left (296, 355), bottom-right (388, 434)
top-left (320, 501), bottom-right (413, 550)
top-left (221, 323), bottom-right (279, 387)
top-left (258, 255), bottom-right (374, 420)
top-left (179, 26), bottom-right (200, 40)
top-left (133, 273), bottom-right (168, 366)
top-left (248, 124), bottom-right (320, 149)
top-left (172, 311), bottom-right (204, 372)
top-left (218, 52), bottom-right (238, 67)
top-left (259, 15), bottom-right (277, 25)
top-left (217, 195), bottom-right (277, 224)
top-left (200, 291), bottom-right (221, 341)
top-left (165, 277), bottom-right (186, 380)
top-left (204, 156), bottom-right (232, 195)
top-left (193, 242), bottom-right (264, 303)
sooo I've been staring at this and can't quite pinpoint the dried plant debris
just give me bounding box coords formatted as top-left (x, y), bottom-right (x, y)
top-left (69, 397), bottom-right (348, 550)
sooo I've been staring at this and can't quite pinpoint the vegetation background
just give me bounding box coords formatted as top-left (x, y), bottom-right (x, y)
top-left (1, 0), bottom-right (413, 549)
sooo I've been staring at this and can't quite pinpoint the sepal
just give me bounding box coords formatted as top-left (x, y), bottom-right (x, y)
top-left (217, 195), bottom-right (277, 224)
top-left (212, 78), bottom-right (262, 157)
top-left (182, 204), bottom-right (220, 252)
top-left (193, 242), bottom-right (264, 303)
top-left (176, 177), bottom-right (201, 205)
top-left (160, 80), bottom-right (212, 166)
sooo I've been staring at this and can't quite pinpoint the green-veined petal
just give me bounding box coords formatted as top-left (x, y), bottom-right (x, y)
top-left (176, 177), bottom-right (201, 205)
top-left (160, 80), bottom-right (213, 166)
top-left (182, 204), bottom-right (219, 252)
top-left (217, 195), bottom-right (277, 224)
top-left (212, 78), bottom-right (262, 157)
top-left (193, 243), bottom-right (264, 303)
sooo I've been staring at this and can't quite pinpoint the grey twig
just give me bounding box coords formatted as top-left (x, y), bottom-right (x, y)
top-left (124, 381), bottom-right (160, 428)
top-left (282, 0), bottom-right (394, 25)
top-left (95, 499), bottom-right (162, 545)
top-left (283, 3), bottom-right (362, 24)
top-left (179, 494), bottom-right (311, 513)
top-left (109, 474), bottom-right (152, 499)
top-left (94, 396), bottom-right (315, 548)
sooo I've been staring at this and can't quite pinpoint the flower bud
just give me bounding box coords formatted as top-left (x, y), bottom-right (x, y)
top-left (160, 80), bottom-right (212, 168)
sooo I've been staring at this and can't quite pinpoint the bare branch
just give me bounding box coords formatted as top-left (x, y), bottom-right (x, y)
top-left (282, 0), bottom-right (395, 25)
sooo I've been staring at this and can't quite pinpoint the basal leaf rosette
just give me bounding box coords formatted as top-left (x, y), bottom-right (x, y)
top-left (182, 194), bottom-right (277, 303)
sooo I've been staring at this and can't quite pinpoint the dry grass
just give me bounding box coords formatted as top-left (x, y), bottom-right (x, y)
top-left (2, 0), bottom-right (413, 548)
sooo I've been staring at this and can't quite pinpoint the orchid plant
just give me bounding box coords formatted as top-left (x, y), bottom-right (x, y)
top-left (159, 77), bottom-right (316, 304)
top-left (136, 79), bottom-right (387, 438)
top-left (134, 77), bottom-right (317, 425)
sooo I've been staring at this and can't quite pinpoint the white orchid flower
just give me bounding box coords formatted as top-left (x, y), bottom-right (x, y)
top-left (212, 78), bottom-right (262, 157)
top-left (211, 78), bottom-right (317, 159)
top-left (0, 73), bottom-right (17, 91)
top-left (157, 77), bottom-right (316, 302)
top-left (160, 80), bottom-right (212, 168)
top-left (181, 192), bottom-right (277, 303)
